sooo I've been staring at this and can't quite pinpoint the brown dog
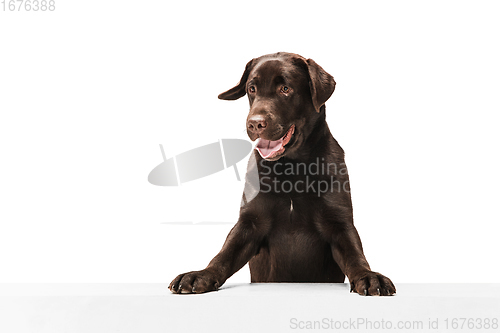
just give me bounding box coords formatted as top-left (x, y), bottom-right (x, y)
top-left (169, 52), bottom-right (395, 296)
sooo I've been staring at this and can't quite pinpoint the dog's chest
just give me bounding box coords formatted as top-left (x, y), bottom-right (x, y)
top-left (255, 202), bottom-right (331, 278)
top-left (266, 197), bottom-right (325, 251)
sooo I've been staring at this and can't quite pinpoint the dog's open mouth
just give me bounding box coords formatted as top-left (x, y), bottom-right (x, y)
top-left (256, 125), bottom-right (295, 160)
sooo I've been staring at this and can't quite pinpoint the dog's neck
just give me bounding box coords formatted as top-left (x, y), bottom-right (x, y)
top-left (302, 109), bottom-right (330, 157)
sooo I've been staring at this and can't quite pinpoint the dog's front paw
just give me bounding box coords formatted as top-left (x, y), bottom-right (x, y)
top-left (350, 271), bottom-right (396, 296)
top-left (169, 269), bottom-right (220, 294)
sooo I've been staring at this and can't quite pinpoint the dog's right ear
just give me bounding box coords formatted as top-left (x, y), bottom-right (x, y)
top-left (218, 59), bottom-right (254, 100)
top-left (305, 58), bottom-right (336, 113)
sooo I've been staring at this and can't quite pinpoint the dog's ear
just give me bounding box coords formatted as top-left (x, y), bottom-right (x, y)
top-left (305, 58), bottom-right (336, 112)
top-left (218, 59), bottom-right (255, 100)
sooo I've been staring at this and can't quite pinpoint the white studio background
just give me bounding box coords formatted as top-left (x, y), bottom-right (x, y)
top-left (0, 0), bottom-right (499, 283)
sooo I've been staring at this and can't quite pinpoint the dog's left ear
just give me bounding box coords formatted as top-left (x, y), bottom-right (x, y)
top-left (218, 59), bottom-right (255, 100)
top-left (304, 58), bottom-right (336, 112)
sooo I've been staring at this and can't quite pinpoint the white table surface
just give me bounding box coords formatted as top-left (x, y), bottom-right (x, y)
top-left (1, 283), bottom-right (499, 333)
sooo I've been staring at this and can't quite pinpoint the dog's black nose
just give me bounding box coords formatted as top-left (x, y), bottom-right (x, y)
top-left (247, 115), bottom-right (267, 135)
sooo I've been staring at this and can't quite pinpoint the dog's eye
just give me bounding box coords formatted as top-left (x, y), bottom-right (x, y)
top-left (280, 86), bottom-right (291, 94)
top-left (248, 86), bottom-right (256, 94)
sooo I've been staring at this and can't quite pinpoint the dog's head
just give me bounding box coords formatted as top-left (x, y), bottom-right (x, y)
top-left (218, 52), bottom-right (336, 161)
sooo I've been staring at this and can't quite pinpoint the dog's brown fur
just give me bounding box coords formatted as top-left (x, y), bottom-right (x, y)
top-left (169, 52), bottom-right (395, 296)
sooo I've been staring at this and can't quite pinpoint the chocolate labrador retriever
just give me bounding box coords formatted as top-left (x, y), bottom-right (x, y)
top-left (169, 52), bottom-right (396, 296)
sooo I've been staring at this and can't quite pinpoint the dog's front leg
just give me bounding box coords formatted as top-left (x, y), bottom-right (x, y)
top-left (169, 214), bottom-right (264, 294)
top-left (325, 207), bottom-right (396, 296)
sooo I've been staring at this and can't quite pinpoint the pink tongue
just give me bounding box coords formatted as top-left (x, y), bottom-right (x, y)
top-left (256, 138), bottom-right (284, 159)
